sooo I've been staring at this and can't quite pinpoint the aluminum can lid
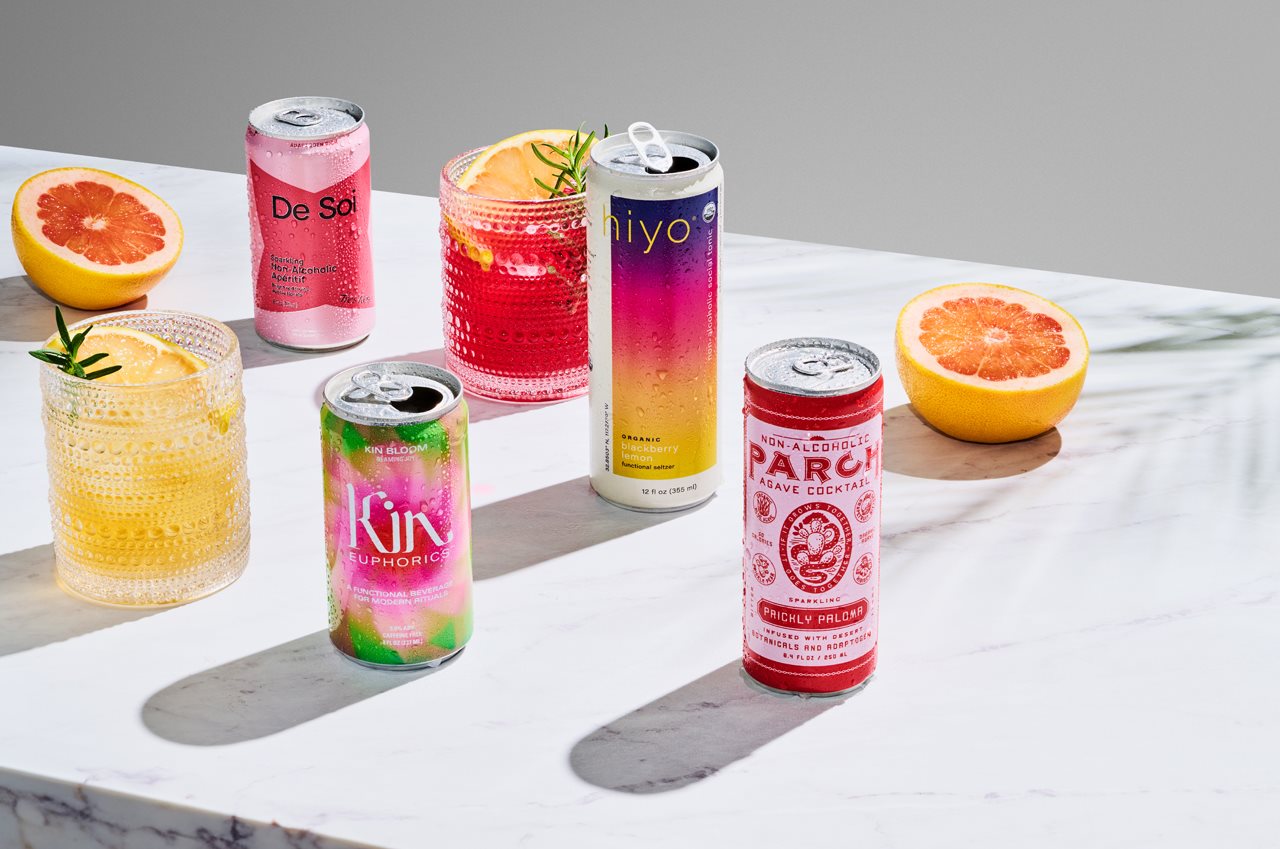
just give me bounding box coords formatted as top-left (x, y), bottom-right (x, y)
top-left (248, 96), bottom-right (365, 141)
top-left (589, 129), bottom-right (718, 178)
top-left (323, 362), bottom-right (462, 426)
top-left (745, 337), bottom-right (881, 397)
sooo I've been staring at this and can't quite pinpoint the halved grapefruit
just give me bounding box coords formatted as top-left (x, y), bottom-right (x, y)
top-left (12, 167), bottom-right (183, 309)
top-left (896, 282), bottom-right (1088, 443)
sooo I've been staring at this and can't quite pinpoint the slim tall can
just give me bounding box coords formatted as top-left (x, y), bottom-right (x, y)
top-left (247, 96), bottom-right (374, 350)
top-left (743, 338), bottom-right (884, 696)
top-left (321, 362), bottom-right (473, 669)
top-left (586, 124), bottom-right (722, 511)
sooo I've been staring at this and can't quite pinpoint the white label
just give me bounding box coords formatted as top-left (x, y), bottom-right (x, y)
top-left (743, 414), bottom-right (882, 672)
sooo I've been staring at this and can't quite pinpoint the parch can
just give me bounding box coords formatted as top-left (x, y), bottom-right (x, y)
top-left (743, 338), bottom-right (884, 696)
top-left (321, 362), bottom-right (472, 669)
top-left (247, 96), bottom-right (374, 350)
top-left (586, 123), bottom-right (722, 511)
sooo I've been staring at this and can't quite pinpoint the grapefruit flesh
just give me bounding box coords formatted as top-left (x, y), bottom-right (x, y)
top-left (896, 283), bottom-right (1088, 443)
top-left (12, 167), bottom-right (183, 309)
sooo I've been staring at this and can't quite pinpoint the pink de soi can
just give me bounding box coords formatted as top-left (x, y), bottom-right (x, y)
top-left (246, 97), bottom-right (374, 350)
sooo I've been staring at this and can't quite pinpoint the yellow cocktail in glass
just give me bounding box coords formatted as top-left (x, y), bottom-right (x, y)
top-left (37, 310), bottom-right (250, 605)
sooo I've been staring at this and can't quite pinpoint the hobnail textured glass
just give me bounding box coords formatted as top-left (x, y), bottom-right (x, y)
top-left (439, 149), bottom-right (589, 402)
top-left (39, 311), bottom-right (250, 606)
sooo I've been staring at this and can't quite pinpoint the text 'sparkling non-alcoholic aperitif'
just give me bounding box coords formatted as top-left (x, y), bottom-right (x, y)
top-left (246, 96), bottom-right (375, 351)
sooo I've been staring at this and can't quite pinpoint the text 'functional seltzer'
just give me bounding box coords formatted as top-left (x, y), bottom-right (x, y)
top-left (743, 339), bottom-right (884, 696)
top-left (586, 123), bottom-right (722, 511)
top-left (321, 362), bottom-right (473, 669)
top-left (247, 97), bottom-right (374, 350)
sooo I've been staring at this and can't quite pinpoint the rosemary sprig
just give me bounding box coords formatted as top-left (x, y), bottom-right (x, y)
top-left (29, 306), bottom-right (122, 380)
top-left (531, 124), bottom-right (608, 198)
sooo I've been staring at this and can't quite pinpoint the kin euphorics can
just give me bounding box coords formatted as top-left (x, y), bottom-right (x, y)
top-left (586, 123), bottom-right (722, 511)
top-left (743, 338), bottom-right (884, 696)
top-left (321, 362), bottom-right (472, 669)
top-left (247, 96), bottom-right (374, 350)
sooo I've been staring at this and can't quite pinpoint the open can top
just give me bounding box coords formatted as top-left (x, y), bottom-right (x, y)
top-left (323, 361), bottom-right (462, 426)
top-left (590, 125), bottom-right (719, 179)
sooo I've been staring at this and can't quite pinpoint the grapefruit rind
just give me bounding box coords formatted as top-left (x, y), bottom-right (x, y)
top-left (12, 167), bottom-right (183, 310)
top-left (895, 282), bottom-right (1089, 444)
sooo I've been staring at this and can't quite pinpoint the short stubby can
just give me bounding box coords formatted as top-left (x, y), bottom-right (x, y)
top-left (586, 124), bottom-right (722, 512)
top-left (321, 362), bottom-right (472, 669)
top-left (742, 338), bottom-right (884, 696)
top-left (247, 96), bottom-right (374, 351)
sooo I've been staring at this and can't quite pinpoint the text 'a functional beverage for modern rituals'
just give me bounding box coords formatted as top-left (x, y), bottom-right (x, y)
top-left (743, 338), bottom-right (884, 696)
top-left (247, 96), bottom-right (374, 351)
top-left (586, 123), bottom-right (722, 512)
top-left (321, 362), bottom-right (472, 669)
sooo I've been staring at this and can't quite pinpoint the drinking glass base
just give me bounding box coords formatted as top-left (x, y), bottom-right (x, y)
top-left (445, 353), bottom-right (588, 404)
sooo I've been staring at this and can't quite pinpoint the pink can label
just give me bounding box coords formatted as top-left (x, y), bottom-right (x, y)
top-left (744, 414), bottom-right (882, 685)
top-left (248, 158), bottom-right (373, 313)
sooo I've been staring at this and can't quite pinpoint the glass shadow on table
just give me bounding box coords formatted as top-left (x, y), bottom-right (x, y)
top-left (569, 661), bottom-right (843, 794)
top-left (0, 274), bottom-right (146, 344)
top-left (883, 404), bottom-right (1061, 480)
top-left (0, 544), bottom-right (165, 658)
top-left (142, 630), bottom-right (441, 746)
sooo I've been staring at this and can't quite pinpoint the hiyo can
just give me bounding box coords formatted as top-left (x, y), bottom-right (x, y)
top-left (321, 362), bottom-right (472, 669)
top-left (586, 123), bottom-right (722, 511)
top-left (743, 339), bottom-right (884, 696)
top-left (247, 96), bottom-right (374, 350)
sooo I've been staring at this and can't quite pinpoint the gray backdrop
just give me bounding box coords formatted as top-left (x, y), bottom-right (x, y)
top-left (2, 0), bottom-right (1275, 297)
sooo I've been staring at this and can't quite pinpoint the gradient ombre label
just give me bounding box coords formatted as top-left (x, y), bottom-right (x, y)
top-left (321, 405), bottom-right (472, 667)
top-left (607, 188), bottom-right (719, 480)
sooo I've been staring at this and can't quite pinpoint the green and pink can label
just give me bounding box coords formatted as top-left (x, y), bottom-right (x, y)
top-left (321, 393), bottom-right (472, 668)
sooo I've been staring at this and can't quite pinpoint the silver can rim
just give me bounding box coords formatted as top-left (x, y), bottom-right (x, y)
top-left (323, 361), bottom-right (464, 426)
top-left (745, 337), bottom-right (882, 398)
top-left (248, 96), bottom-right (365, 141)
top-left (589, 129), bottom-right (720, 180)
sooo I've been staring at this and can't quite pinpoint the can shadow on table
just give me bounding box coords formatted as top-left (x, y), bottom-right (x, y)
top-left (140, 476), bottom-right (690, 745)
top-left (141, 630), bottom-right (439, 746)
top-left (471, 476), bottom-right (695, 580)
top-left (569, 661), bottom-right (842, 794)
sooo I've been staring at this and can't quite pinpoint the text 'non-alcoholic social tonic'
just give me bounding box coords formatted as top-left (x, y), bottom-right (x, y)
top-left (586, 123), bottom-right (722, 511)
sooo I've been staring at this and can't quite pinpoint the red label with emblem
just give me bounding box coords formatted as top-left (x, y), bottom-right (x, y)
top-left (743, 373), bottom-right (883, 695)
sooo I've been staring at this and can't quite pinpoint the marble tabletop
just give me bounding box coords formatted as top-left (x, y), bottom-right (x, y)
top-left (0, 145), bottom-right (1277, 849)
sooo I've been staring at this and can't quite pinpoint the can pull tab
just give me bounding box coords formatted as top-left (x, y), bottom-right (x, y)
top-left (275, 107), bottom-right (324, 127)
top-left (793, 354), bottom-right (858, 377)
top-left (627, 121), bottom-right (673, 173)
top-left (342, 370), bottom-right (413, 404)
